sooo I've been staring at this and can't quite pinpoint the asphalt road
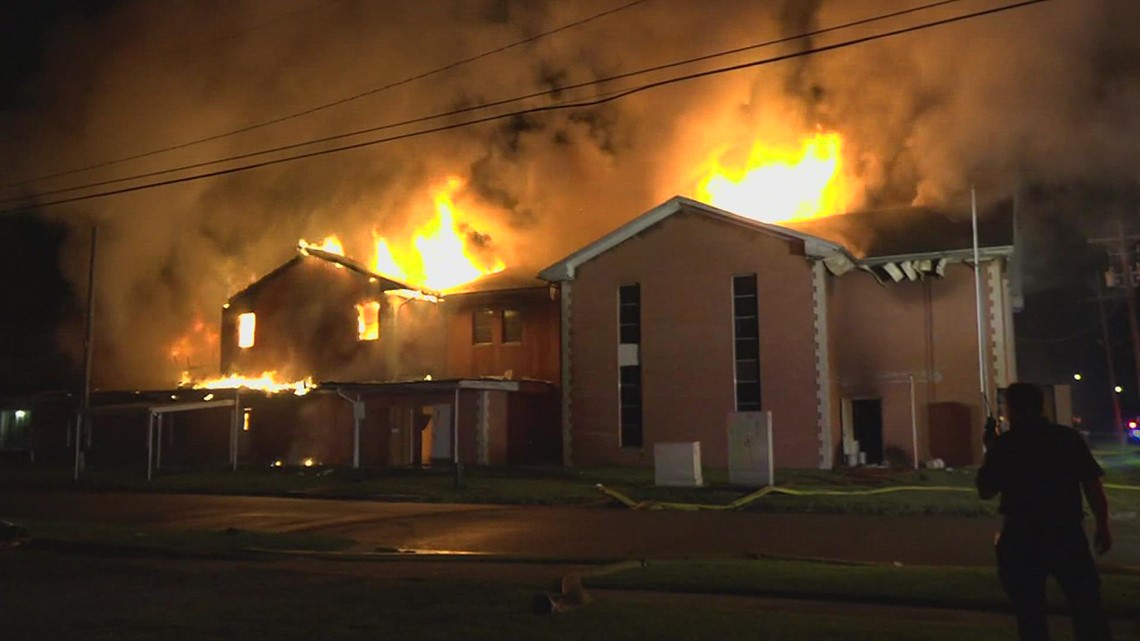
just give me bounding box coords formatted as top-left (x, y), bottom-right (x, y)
top-left (3, 490), bottom-right (1138, 566)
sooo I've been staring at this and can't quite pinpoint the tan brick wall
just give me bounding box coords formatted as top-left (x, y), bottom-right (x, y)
top-left (569, 209), bottom-right (819, 469)
top-left (829, 263), bottom-right (996, 466)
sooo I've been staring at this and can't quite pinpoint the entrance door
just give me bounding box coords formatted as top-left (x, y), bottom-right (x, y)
top-left (851, 399), bottom-right (884, 465)
top-left (428, 404), bottom-right (452, 462)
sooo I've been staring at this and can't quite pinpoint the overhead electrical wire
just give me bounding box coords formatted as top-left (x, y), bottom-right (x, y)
top-left (4, 0), bottom-right (654, 189)
top-left (0, 0), bottom-right (980, 205)
top-left (1, 0), bottom-right (1049, 214)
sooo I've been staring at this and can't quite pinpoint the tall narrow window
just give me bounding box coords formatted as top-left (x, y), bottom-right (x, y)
top-left (502, 309), bottom-right (522, 343)
top-left (619, 284), bottom-right (641, 344)
top-left (237, 312), bottom-right (256, 349)
top-left (356, 301), bottom-right (380, 341)
top-left (733, 275), bottom-right (762, 411)
top-left (618, 284), bottom-right (642, 447)
top-left (473, 308), bottom-right (495, 345)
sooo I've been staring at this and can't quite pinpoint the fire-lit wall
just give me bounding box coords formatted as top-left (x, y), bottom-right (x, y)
top-left (220, 256), bottom-right (445, 383)
top-left (568, 208), bottom-right (820, 469)
top-left (827, 261), bottom-right (1006, 467)
top-left (442, 287), bottom-right (560, 383)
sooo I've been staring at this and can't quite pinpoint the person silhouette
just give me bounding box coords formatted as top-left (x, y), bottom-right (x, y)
top-left (977, 382), bottom-right (1112, 640)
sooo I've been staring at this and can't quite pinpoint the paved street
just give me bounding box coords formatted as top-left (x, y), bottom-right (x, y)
top-left (5, 489), bottom-right (1139, 566)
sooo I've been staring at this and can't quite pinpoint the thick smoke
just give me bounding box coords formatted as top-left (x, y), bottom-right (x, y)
top-left (2, 0), bottom-right (1138, 388)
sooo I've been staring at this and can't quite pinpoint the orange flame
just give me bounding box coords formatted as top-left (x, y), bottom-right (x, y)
top-left (298, 235), bottom-right (345, 255)
top-left (695, 131), bottom-right (850, 224)
top-left (371, 177), bottom-right (505, 291)
top-left (189, 371), bottom-right (315, 396)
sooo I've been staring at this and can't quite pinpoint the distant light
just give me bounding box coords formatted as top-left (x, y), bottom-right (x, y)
top-left (1115, 386), bottom-right (1124, 394)
top-left (170, 394), bottom-right (178, 400)
top-left (1132, 428), bottom-right (1140, 440)
top-left (202, 393), bottom-right (215, 402)
top-left (1073, 373), bottom-right (1083, 381)
top-left (222, 303), bottom-right (230, 309)
top-left (272, 460), bottom-right (283, 468)
top-left (14, 410), bottom-right (27, 419)
top-left (1129, 420), bottom-right (1138, 429)
top-left (303, 457), bottom-right (315, 467)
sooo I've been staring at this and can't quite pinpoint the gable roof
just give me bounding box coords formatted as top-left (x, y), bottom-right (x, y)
top-left (228, 245), bottom-right (437, 303)
top-left (539, 196), bottom-right (854, 282)
top-left (784, 200), bottom-right (1014, 261)
top-left (442, 268), bottom-right (547, 295)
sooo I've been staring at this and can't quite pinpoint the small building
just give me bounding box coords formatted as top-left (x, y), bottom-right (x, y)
top-left (210, 246), bottom-right (562, 469)
top-left (541, 196), bottom-right (1015, 470)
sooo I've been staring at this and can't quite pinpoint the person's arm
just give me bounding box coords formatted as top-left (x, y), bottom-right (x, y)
top-left (1082, 476), bottom-right (1112, 555)
top-left (976, 441), bottom-right (1003, 500)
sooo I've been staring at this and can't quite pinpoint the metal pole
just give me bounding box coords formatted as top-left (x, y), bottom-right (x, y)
top-left (146, 412), bottom-right (154, 481)
top-left (453, 387), bottom-right (462, 488)
top-left (1095, 276), bottom-right (1125, 435)
top-left (75, 225), bottom-right (98, 480)
top-left (971, 188), bottom-right (989, 413)
top-left (909, 375), bottom-right (919, 470)
top-left (156, 414), bottom-right (163, 471)
top-left (230, 391), bottom-right (240, 471)
top-left (354, 395), bottom-right (362, 469)
top-left (1114, 220), bottom-right (1140, 401)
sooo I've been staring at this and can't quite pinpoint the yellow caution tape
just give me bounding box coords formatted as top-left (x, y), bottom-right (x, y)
top-left (597, 482), bottom-right (1140, 512)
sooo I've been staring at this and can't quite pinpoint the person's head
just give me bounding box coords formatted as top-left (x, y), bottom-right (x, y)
top-left (1005, 383), bottom-right (1045, 429)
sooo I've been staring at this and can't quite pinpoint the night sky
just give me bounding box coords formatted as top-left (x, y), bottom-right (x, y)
top-left (1, 0), bottom-right (1139, 430)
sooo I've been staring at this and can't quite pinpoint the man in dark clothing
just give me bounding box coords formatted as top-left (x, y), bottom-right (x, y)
top-left (977, 383), bottom-right (1113, 641)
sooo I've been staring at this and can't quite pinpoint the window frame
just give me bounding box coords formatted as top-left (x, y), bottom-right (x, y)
top-left (501, 308), bottom-right (523, 344)
top-left (732, 274), bottom-right (762, 412)
top-left (472, 308), bottom-right (495, 346)
top-left (617, 283), bottom-right (643, 448)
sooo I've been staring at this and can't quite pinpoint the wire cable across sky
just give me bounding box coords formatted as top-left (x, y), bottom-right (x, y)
top-left (3, 0), bottom-right (655, 189)
top-left (1, 0), bottom-right (1050, 214)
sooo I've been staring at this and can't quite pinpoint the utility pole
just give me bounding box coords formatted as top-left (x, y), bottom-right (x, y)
top-left (74, 225), bottom-right (97, 480)
top-left (1089, 221), bottom-right (1140, 403)
top-left (1094, 276), bottom-right (1124, 435)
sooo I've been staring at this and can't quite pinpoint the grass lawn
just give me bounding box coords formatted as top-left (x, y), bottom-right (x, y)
top-left (585, 558), bottom-right (1140, 619)
top-left (0, 549), bottom-right (1062, 640)
top-left (4, 444), bottom-right (1140, 517)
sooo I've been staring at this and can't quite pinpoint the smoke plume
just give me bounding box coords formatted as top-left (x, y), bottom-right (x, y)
top-left (2, 0), bottom-right (1138, 388)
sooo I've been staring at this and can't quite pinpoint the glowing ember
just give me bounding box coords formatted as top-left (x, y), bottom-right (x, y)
top-left (190, 371), bottom-right (315, 396)
top-left (372, 177), bottom-right (505, 291)
top-left (237, 312), bottom-right (256, 349)
top-left (694, 131), bottom-right (850, 224)
top-left (356, 301), bottom-right (380, 341)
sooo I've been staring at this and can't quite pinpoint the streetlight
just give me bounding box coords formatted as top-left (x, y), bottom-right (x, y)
top-left (1115, 385), bottom-right (1124, 394)
top-left (1073, 373), bottom-right (1083, 381)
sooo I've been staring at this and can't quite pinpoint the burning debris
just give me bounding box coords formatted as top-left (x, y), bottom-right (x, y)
top-left (186, 372), bottom-right (316, 396)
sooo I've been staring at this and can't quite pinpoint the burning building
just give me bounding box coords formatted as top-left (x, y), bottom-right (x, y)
top-left (541, 196), bottom-right (1015, 470)
top-left (201, 235), bottom-right (561, 468)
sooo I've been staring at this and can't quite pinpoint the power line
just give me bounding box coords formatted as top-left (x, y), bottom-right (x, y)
top-left (1, 0), bottom-right (974, 204)
top-left (4, 0), bottom-right (654, 189)
top-left (3, 0), bottom-right (1049, 214)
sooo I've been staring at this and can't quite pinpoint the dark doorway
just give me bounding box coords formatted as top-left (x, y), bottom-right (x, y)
top-left (852, 399), bottom-right (884, 465)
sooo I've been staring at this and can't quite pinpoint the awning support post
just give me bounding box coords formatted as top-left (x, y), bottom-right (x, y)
top-left (453, 388), bottom-right (463, 488)
top-left (146, 412), bottom-right (155, 481)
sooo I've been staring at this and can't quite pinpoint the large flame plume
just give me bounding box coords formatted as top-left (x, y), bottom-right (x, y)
top-left (694, 130), bottom-right (851, 224)
top-left (372, 177), bottom-right (505, 292)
